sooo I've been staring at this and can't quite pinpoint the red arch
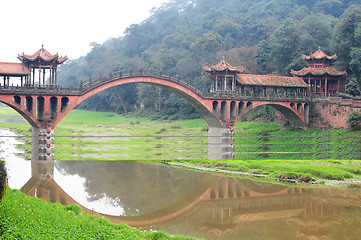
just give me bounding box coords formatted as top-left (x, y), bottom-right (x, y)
top-left (53, 76), bottom-right (222, 128)
top-left (0, 95), bottom-right (41, 127)
top-left (235, 101), bottom-right (308, 126)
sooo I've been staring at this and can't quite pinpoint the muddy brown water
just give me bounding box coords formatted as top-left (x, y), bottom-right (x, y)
top-left (2, 128), bottom-right (361, 240)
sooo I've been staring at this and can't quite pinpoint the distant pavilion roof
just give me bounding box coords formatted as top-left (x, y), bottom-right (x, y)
top-left (236, 74), bottom-right (309, 88)
top-left (291, 67), bottom-right (347, 77)
top-left (0, 62), bottom-right (30, 76)
top-left (302, 46), bottom-right (337, 61)
top-left (202, 57), bottom-right (245, 73)
top-left (17, 45), bottom-right (67, 64)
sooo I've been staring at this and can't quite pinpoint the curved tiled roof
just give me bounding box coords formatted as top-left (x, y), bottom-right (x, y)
top-left (203, 57), bottom-right (245, 73)
top-left (302, 46), bottom-right (337, 61)
top-left (291, 67), bottom-right (347, 77)
top-left (18, 46), bottom-right (67, 64)
top-left (0, 62), bottom-right (30, 76)
top-left (236, 74), bottom-right (308, 88)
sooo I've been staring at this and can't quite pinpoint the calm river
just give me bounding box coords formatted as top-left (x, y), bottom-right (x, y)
top-left (2, 128), bottom-right (361, 240)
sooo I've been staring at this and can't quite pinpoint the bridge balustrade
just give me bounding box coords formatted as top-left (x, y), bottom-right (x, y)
top-left (0, 70), bottom-right (315, 102)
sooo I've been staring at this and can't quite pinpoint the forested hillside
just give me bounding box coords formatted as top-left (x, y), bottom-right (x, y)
top-left (58, 0), bottom-right (361, 120)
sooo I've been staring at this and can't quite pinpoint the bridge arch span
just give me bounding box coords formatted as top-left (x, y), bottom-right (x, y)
top-left (0, 95), bottom-right (40, 127)
top-left (233, 100), bottom-right (309, 127)
top-left (53, 76), bottom-right (222, 128)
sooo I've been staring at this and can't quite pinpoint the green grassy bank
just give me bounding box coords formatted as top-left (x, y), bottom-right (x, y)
top-left (0, 189), bottom-right (198, 240)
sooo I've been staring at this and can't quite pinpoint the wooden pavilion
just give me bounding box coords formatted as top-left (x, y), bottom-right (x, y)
top-left (0, 46), bottom-right (67, 87)
top-left (291, 47), bottom-right (347, 97)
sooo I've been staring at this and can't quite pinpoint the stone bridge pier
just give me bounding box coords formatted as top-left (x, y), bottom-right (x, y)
top-left (208, 127), bottom-right (234, 160)
top-left (31, 126), bottom-right (54, 161)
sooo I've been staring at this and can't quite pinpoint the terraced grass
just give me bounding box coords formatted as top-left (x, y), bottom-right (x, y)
top-left (234, 122), bottom-right (361, 160)
top-left (0, 107), bottom-right (360, 161)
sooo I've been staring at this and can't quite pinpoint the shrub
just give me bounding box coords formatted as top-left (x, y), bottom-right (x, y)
top-left (346, 111), bottom-right (361, 129)
top-left (0, 160), bottom-right (7, 203)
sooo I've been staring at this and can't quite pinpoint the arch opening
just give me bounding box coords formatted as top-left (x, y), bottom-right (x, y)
top-left (61, 97), bottom-right (69, 112)
top-left (25, 96), bottom-right (33, 114)
top-left (228, 179), bottom-right (234, 198)
top-left (37, 96), bottom-right (45, 123)
top-left (297, 103), bottom-right (302, 115)
top-left (13, 96), bottom-right (21, 105)
top-left (221, 101), bottom-right (227, 123)
top-left (212, 101), bottom-right (219, 114)
top-left (238, 101), bottom-right (244, 116)
top-left (50, 97), bottom-right (58, 120)
top-left (75, 77), bottom-right (223, 129)
top-left (238, 103), bottom-right (307, 127)
top-left (304, 103), bottom-right (309, 124)
top-left (230, 101), bottom-right (236, 123)
top-left (290, 102), bottom-right (295, 109)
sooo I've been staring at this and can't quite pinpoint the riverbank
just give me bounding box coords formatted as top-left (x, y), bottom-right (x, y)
top-left (166, 160), bottom-right (361, 187)
top-left (0, 189), bottom-right (199, 240)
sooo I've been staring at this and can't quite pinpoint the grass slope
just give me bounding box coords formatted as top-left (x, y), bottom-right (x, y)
top-left (0, 189), bottom-right (199, 240)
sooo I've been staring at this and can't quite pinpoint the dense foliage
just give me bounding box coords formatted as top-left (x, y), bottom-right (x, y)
top-left (58, 0), bottom-right (361, 119)
top-left (0, 161), bottom-right (6, 203)
top-left (0, 189), bottom-right (198, 240)
top-left (346, 111), bottom-right (361, 128)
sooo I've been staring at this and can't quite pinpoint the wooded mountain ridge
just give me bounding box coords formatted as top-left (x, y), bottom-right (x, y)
top-left (58, 0), bottom-right (361, 120)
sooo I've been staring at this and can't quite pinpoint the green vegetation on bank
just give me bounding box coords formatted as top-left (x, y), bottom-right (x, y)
top-left (0, 189), bottom-right (198, 240)
top-left (234, 122), bottom-right (360, 160)
top-left (182, 160), bottom-right (361, 183)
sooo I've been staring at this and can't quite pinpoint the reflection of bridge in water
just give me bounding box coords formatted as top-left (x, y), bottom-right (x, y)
top-left (21, 160), bottom-right (361, 239)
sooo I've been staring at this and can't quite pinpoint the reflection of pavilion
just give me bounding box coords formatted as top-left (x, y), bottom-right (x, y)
top-left (21, 161), bottom-right (361, 240)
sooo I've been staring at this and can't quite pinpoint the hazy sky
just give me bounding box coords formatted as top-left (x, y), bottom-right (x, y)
top-left (0, 0), bottom-right (169, 62)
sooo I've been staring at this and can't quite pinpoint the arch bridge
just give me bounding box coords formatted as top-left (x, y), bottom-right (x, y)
top-left (0, 70), bottom-right (310, 160)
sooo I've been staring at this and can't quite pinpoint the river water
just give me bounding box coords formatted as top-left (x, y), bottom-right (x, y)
top-left (2, 128), bottom-right (361, 240)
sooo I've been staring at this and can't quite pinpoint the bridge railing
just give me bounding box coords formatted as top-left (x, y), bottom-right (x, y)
top-left (79, 70), bottom-right (205, 96)
top-left (0, 85), bottom-right (80, 95)
top-left (203, 92), bottom-right (312, 102)
top-left (0, 70), bottom-right (313, 102)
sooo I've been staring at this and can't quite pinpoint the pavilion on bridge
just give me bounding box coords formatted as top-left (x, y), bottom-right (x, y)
top-left (0, 46), bottom-right (67, 87)
top-left (291, 47), bottom-right (347, 97)
top-left (203, 57), bottom-right (309, 98)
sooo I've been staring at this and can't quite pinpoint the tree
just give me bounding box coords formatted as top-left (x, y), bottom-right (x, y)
top-left (346, 77), bottom-right (361, 96)
top-left (190, 32), bottom-right (224, 56)
top-left (346, 111), bottom-right (361, 129)
top-left (298, 14), bottom-right (335, 53)
top-left (268, 19), bottom-right (300, 75)
top-left (333, 5), bottom-right (361, 74)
